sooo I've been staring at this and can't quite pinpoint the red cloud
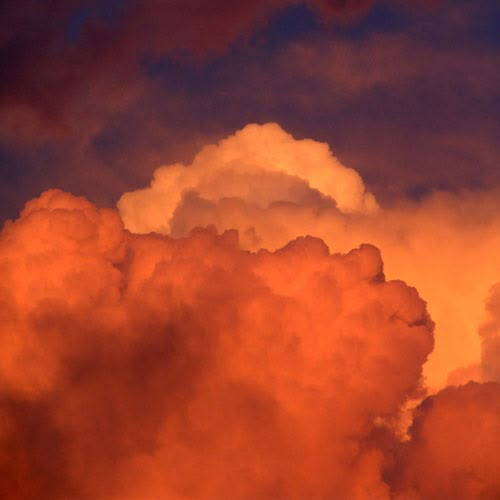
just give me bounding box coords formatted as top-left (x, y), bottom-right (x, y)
top-left (393, 382), bottom-right (500, 498)
top-left (0, 189), bottom-right (434, 498)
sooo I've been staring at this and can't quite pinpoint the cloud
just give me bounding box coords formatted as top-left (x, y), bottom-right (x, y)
top-left (118, 122), bottom-right (378, 234)
top-left (119, 123), bottom-right (500, 388)
top-left (0, 189), bottom-right (434, 498)
top-left (0, 0), bottom-right (436, 139)
top-left (392, 382), bottom-right (500, 498)
top-left (478, 284), bottom-right (500, 382)
top-left (447, 279), bottom-right (500, 385)
top-left (259, 29), bottom-right (500, 198)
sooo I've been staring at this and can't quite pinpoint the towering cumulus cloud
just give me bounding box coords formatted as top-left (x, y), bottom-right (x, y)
top-left (0, 189), bottom-right (435, 498)
top-left (119, 123), bottom-right (500, 387)
top-left (118, 123), bottom-right (378, 234)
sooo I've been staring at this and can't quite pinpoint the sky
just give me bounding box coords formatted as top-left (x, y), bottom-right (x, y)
top-left (1, 0), bottom-right (500, 498)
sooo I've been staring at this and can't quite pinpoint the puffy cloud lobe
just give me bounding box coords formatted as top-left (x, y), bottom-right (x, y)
top-left (0, 190), bottom-right (433, 498)
top-left (118, 122), bottom-right (378, 234)
top-left (392, 382), bottom-right (500, 499)
top-left (0, 190), bottom-right (126, 395)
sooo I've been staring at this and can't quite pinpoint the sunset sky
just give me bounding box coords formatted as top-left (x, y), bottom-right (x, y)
top-left (1, 1), bottom-right (500, 498)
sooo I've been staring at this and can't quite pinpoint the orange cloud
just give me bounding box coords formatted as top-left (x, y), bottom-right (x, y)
top-left (118, 123), bottom-right (378, 235)
top-left (0, 189), bottom-right (433, 498)
top-left (478, 284), bottom-right (500, 382)
top-left (392, 382), bottom-right (500, 499)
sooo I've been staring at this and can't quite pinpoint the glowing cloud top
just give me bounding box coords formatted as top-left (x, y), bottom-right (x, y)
top-left (118, 123), bottom-right (378, 234)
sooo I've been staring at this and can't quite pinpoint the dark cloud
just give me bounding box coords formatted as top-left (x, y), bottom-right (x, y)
top-left (0, 0), bottom-right (438, 138)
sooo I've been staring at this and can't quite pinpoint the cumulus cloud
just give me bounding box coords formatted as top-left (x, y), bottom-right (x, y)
top-left (0, 189), bottom-right (434, 498)
top-left (392, 382), bottom-right (500, 499)
top-left (118, 123), bottom-right (500, 387)
top-left (118, 123), bottom-right (378, 234)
